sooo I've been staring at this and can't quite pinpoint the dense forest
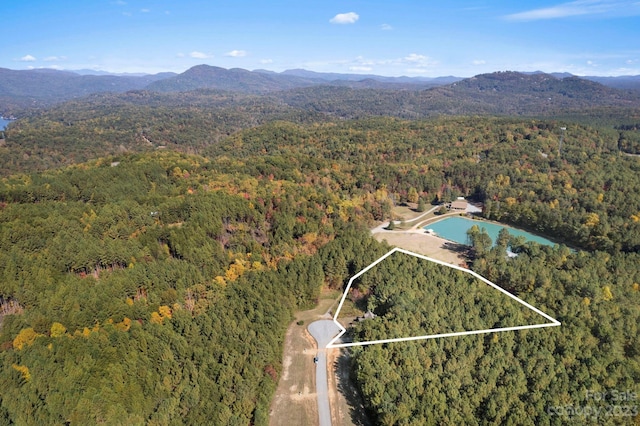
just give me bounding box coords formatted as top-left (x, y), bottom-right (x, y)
top-left (1, 80), bottom-right (640, 424)
top-left (348, 240), bottom-right (639, 424)
top-left (0, 151), bottom-right (391, 424)
top-left (3, 71), bottom-right (640, 175)
top-left (345, 249), bottom-right (553, 343)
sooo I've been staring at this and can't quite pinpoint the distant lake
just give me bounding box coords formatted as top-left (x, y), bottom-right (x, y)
top-left (425, 216), bottom-right (556, 247)
top-left (0, 117), bottom-right (13, 130)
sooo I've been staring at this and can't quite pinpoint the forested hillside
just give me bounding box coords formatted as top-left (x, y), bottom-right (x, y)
top-left (0, 68), bottom-right (173, 114)
top-left (349, 243), bottom-right (639, 424)
top-left (207, 118), bottom-right (640, 252)
top-left (0, 151), bottom-right (388, 424)
top-left (4, 71), bottom-right (640, 177)
top-left (144, 65), bottom-right (321, 93)
top-left (3, 66), bottom-right (640, 118)
top-left (0, 90), bottom-right (327, 174)
top-left (347, 250), bottom-right (552, 344)
top-left (1, 107), bottom-right (639, 423)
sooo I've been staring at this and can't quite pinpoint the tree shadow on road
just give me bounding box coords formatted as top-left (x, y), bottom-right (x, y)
top-left (333, 349), bottom-right (373, 426)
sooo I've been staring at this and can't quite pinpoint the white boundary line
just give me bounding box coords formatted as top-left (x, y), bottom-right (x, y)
top-left (326, 247), bottom-right (560, 348)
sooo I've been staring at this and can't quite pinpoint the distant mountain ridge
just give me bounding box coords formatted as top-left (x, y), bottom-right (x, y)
top-left (3, 69), bottom-right (640, 175)
top-left (71, 69), bottom-right (176, 78)
top-left (270, 71), bottom-right (640, 119)
top-left (275, 68), bottom-right (462, 85)
top-left (0, 67), bottom-right (173, 113)
top-left (144, 65), bottom-right (323, 93)
top-left (145, 65), bottom-right (457, 93)
top-left (582, 75), bottom-right (640, 90)
top-left (424, 71), bottom-right (640, 115)
top-left (1, 65), bottom-right (639, 116)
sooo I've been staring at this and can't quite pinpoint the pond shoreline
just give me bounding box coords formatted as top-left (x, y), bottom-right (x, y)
top-left (425, 215), bottom-right (574, 249)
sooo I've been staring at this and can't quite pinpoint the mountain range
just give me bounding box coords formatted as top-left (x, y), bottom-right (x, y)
top-left (1, 65), bottom-right (640, 117)
top-left (3, 65), bottom-right (640, 176)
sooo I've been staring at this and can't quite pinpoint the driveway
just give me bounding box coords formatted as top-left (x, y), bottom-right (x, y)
top-left (308, 320), bottom-right (341, 426)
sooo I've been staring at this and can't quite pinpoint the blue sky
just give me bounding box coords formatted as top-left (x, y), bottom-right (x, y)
top-left (3, 0), bottom-right (640, 76)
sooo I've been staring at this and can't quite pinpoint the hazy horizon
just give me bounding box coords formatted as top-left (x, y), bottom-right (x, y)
top-left (2, 64), bottom-right (639, 80)
top-left (3, 1), bottom-right (640, 77)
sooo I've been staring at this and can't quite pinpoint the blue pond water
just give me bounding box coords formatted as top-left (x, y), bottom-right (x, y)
top-left (425, 216), bottom-right (556, 247)
top-left (0, 117), bottom-right (13, 130)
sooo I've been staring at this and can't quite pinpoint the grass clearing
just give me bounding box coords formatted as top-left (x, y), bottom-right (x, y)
top-left (372, 231), bottom-right (465, 265)
top-left (390, 204), bottom-right (420, 221)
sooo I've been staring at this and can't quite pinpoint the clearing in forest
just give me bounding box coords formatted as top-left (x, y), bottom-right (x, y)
top-left (328, 248), bottom-right (559, 348)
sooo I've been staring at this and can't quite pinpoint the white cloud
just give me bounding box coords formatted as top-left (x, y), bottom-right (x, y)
top-left (23, 65), bottom-right (62, 70)
top-left (141, 8), bottom-right (150, 13)
top-left (404, 53), bottom-right (428, 63)
top-left (260, 59), bottom-right (274, 64)
top-left (380, 23), bottom-right (393, 30)
top-left (44, 56), bottom-right (66, 62)
top-left (400, 54), bottom-right (439, 74)
top-left (19, 55), bottom-right (37, 62)
top-left (302, 53), bottom-right (439, 76)
top-left (399, 54), bottom-right (437, 68)
top-left (190, 51), bottom-right (210, 59)
top-left (370, 53), bottom-right (435, 67)
top-left (504, 0), bottom-right (640, 21)
top-left (472, 59), bottom-right (487, 65)
top-left (349, 66), bottom-right (373, 72)
top-left (226, 50), bottom-right (247, 57)
top-left (330, 12), bottom-right (359, 24)
top-left (354, 55), bottom-right (374, 66)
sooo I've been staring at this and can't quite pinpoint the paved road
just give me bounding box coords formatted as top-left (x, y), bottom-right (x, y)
top-left (308, 320), bottom-right (341, 426)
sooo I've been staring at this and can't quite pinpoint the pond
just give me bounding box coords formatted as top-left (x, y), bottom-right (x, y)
top-left (425, 216), bottom-right (556, 247)
top-left (0, 117), bottom-right (13, 130)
